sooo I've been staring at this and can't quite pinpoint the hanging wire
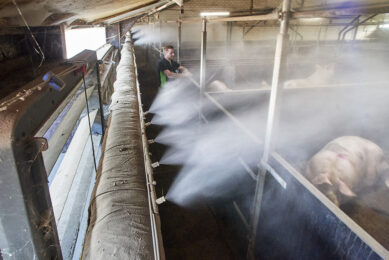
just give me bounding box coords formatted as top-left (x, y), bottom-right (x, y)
top-left (81, 71), bottom-right (98, 173)
top-left (12, 0), bottom-right (45, 68)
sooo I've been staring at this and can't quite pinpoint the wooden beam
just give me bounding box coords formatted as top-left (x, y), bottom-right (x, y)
top-left (91, 0), bottom-right (160, 24)
top-left (172, 0), bottom-right (182, 6)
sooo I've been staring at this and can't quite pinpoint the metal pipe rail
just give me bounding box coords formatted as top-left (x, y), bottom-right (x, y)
top-left (132, 37), bottom-right (166, 260)
top-left (189, 77), bottom-right (262, 146)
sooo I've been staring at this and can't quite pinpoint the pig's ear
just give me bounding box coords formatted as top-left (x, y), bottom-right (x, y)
top-left (338, 180), bottom-right (356, 197)
top-left (311, 174), bottom-right (332, 186)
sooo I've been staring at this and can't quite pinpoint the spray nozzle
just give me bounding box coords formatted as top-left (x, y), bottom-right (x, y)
top-left (148, 139), bottom-right (155, 144)
top-left (156, 196), bottom-right (166, 205)
top-left (145, 122), bottom-right (152, 127)
top-left (42, 72), bottom-right (66, 91)
top-left (151, 162), bottom-right (160, 168)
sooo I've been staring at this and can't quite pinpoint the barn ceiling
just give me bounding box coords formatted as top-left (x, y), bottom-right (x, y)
top-left (0, 0), bottom-right (389, 27)
top-left (0, 0), bottom-right (163, 26)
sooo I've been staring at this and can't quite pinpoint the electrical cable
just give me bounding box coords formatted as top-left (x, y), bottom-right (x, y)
top-left (12, 0), bottom-right (45, 68)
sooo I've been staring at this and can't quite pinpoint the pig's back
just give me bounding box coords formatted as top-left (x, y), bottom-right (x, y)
top-left (324, 136), bottom-right (384, 187)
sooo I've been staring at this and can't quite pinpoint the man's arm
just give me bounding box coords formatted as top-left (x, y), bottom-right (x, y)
top-left (178, 65), bottom-right (192, 76)
top-left (163, 68), bottom-right (191, 78)
top-left (163, 69), bottom-right (183, 78)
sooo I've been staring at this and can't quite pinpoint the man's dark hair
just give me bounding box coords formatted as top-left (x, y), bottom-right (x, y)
top-left (163, 45), bottom-right (174, 54)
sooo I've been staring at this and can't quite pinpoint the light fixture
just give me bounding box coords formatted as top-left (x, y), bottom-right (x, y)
top-left (299, 17), bottom-right (326, 22)
top-left (200, 11), bottom-right (230, 17)
top-left (379, 23), bottom-right (389, 28)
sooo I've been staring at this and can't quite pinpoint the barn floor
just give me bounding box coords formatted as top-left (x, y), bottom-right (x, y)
top-left (135, 45), bottom-right (243, 260)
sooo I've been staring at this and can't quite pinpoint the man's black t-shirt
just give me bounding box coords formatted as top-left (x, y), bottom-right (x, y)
top-left (158, 58), bottom-right (180, 87)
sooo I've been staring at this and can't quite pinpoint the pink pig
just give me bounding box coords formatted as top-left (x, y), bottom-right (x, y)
top-left (207, 80), bottom-right (232, 92)
top-left (305, 136), bottom-right (389, 206)
top-left (284, 63), bottom-right (334, 88)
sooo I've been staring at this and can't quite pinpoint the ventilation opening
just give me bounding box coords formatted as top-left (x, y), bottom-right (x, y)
top-left (65, 27), bottom-right (106, 58)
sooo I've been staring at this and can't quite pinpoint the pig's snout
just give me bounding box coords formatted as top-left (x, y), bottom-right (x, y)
top-left (381, 170), bottom-right (389, 188)
top-left (316, 183), bottom-right (340, 206)
top-left (326, 191), bottom-right (340, 206)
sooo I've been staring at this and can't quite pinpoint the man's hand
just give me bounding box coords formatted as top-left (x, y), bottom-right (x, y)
top-left (182, 70), bottom-right (192, 77)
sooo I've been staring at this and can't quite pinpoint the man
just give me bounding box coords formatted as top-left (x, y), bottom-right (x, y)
top-left (158, 45), bottom-right (191, 87)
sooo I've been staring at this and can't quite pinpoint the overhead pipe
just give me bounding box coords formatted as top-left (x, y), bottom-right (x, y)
top-left (176, 3), bottom-right (389, 25)
top-left (180, 12), bottom-right (278, 24)
top-left (342, 13), bottom-right (378, 40)
top-left (337, 15), bottom-right (361, 40)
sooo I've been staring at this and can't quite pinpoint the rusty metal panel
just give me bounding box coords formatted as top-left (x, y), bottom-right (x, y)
top-left (0, 50), bottom-right (97, 259)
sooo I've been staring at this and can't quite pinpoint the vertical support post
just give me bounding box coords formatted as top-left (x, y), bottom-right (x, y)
top-left (262, 0), bottom-right (290, 163)
top-left (60, 23), bottom-right (67, 59)
top-left (352, 17), bottom-right (359, 40)
top-left (246, 0), bottom-right (290, 259)
top-left (199, 18), bottom-right (207, 119)
top-left (117, 22), bottom-right (122, 50)
top-left (177, 21), bottom-right (182, 63)
top-left (152, 21), bottom-right (156, 53)
top-left (95, 62), bottom-right (106, 137)
top-left (226, 21), bottom-right (233, 86)
top-left (159, 20), bottom-right (162, 52)
top-left (199, 18), bottom-right (207, 92)
top-left (227, 22), bottom-right (232, 44)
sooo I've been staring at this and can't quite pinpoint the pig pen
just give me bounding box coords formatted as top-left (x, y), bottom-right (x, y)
top-left (264, 84), bottom-right (389, 259)
top-left (132, 37), bottom-right (389, 259)
top-left (130, 9), bottom-right (389, 257)
top-left (194, 38), bottom-right (389, 258)
top-left (198, 84), bottom-right (389, 259)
